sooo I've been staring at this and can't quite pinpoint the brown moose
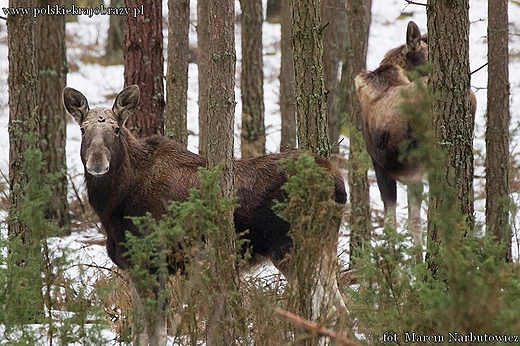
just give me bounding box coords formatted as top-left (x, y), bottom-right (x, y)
top-left (355, 21), bottom-right (476, 250)
top-left (63, 85), bottom-right (347, 345)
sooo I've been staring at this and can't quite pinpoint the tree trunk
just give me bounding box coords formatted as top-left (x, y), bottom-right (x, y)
top-left (201, 1), bottom-right (240, 344)
top-left (265, 0), bottom-right (281, 23)
top-left (7, 0), bottom-right (44, 322)
top-left (165, 0), bottom-right (190, 146)
top-left (197, 0), bottom-right (210, 156)
top-left (291, 0), bottom-right (331, 156)
top-left (279, 0), bottom-right (296, 151)
top-left (486, 0), bottom-right (511, 262)
top-left (321, 0), bottom-right (346, 152)
top-left (426, 0), bottom-right (473, 275)
top-left (123, 0), bottom-right (164, 137)
top-left (338, 0), bottom-right (372, 266)
top-left (36, 0), bottom-right (70, 231)
top-left (239, 0), bottom-right (265, 158)
top-left (104, 0), bottom-right (124, 65)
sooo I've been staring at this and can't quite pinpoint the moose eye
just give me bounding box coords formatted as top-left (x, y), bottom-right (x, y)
top-left (114, 127), bottom-right (120, 135)
top-left (80, 128), bottom-right (85, 136)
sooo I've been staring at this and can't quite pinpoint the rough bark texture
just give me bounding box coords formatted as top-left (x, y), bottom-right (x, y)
top-left (165, 0), bottom-right (190, 146)
top-left (123, 0), bottom-right (164, 137)
top-left (202, 0), bottom-right (238, 344)
top-left (486, 0), bottom-right (511, 261)
top-left (321, 0), bottom-right (346, 152)
top-left (338, 0), bottom-right (372, 265)
top-left (239, 0), bottom-right (265, 158)
top-left (36, 0), bottom-right (70, 230)
top-left (8, 1), bottom-right (38, 240)
top-left (7, 0), bottom-right (44, 321)
top-left (197, 0), bottom-right (210, 156)
top-left (291, 0), bottom-right (331, 156)
top-left (279, 0), bottom-right (297, 151)
top-left (426, 0), bottom-right (474, 273)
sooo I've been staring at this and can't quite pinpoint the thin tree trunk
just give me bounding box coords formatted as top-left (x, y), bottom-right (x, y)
top-left (124, 0), bottom-right (164, 137)
top-left (426, 0), bottom-right (473, 276)
top-left (240, 0), bottom-right (265, 158)
top-left (486, 0), bottom-right (511, 261)
top-left (36, 0), bottom-right (70, 231)
top-left (104, 0), bottom-right (124, 64)
top-left (291, 0), bottom-right (331, 156)
top-left (165, 0), bottom-right (190, 146)
top-left (338, 0), bottom-right (372, 266)
top-left (321, 0), bottom-right (346, 152)
top-left (197, 0), bottom-right (210, 156)
top-left (279, 0), bottom-right (296, 151)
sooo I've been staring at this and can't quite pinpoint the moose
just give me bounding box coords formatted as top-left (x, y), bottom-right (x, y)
top-left (63, 85), bottom-right (347, 345)
top-left (355, 21), bottom-right (476, 250)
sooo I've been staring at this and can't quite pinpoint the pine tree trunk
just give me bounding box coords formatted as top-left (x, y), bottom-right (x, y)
top-left (338, 0), bottom-right (372, 266)
top-left (486, 0), bottom-right (511, 261)
top-left (426, 0), bottom-right (474, 275)
top-left (239, 0), bottom-right (265, 158)
top-left (7, 0), bottom-right (44, 322)
top-left (165, 0), bottom-right (190, 146)
top-left (321, 0), bottom-right (346, 152)
top-left (279, 0), bottom-right (296, 151)
top-left (197, 0), bottom-right (210, 156)
top-left (201, 1), bottom-right (240, 344)
top-left (123, 0), bottom-right (164, 137)
top-left (291, 0), bottom-right (331, 156)
top-left (36, 0), bottom-right (70, 231)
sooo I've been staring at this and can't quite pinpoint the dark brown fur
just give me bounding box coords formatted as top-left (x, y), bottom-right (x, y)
top-left (63, 86), bottom-right (346, 274)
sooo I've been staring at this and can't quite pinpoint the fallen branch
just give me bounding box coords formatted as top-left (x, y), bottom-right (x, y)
top-left (273, 307), bottom-right (360, 346)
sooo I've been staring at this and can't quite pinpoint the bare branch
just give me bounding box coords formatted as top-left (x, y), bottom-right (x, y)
top-left (273, 307), bottom-right (360, 346)
top-left (404, 0), bottom-right (427, 6)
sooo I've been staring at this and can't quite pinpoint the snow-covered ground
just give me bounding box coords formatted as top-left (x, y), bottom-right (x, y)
top-left (0, 0), bottom-right (519, 343)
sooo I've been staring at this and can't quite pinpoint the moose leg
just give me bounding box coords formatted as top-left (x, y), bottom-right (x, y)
top-left (407, 182), bottom-right (423, 260)
top-left (128, 274), bottom-right (168, 346)
top-left (372, 161), bottom-right (397, 229)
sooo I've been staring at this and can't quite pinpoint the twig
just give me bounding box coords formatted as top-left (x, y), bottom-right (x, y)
top-left (404, 0), bottom-right (428, 6)
top-left (273, 307), bottom-right (360, 346)
top-left (471, 62), bottom-right (488, 76)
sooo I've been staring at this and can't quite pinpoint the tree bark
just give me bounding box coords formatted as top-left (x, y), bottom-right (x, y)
top-left (201, 0), bottom-right (239, 344)
top-left (486, 0), bottom-right (511, 261)
top-left (36, 0), bottom-right (70, 231)
top-left (239, 0), bottom-right (265, 158)
top-left (321, 0), bottom-right (346, 152)
top-left (123, 0), bottom-right (164, 137)
top-left (279, 0), bottom-right (296, 151)
top-left (197, 0), bottom-right (210, 156)
top-left (338, 0), bottom-right (372, 266)
top-left (7, 0), bottom-right (44, 322)
top-left (426, 0), bottom-right (474, 275)
top-left (291, 0), bottom-right (331, 156)
top-left (165, 0), bottom-right (190, 146)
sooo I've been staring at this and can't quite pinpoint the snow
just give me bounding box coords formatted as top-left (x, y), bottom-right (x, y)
top-left (0, 0), bottom-right (519, 343)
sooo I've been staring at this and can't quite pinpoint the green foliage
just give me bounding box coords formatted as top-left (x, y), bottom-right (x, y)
top-left (350, 223), bottom-right (520, 344)
top-left (125, 163), bottom-right (249, 344)
top-left (274, 153), bottom-right (345, 336)
top-left (0, 144), bottom-right (107, 344)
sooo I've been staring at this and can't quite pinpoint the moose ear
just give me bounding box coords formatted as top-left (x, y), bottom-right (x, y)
top-left (112, 85), bottom-right (140, 126)
top-left (63, 87), bottom-right (89, 125)
top-left (406, 21), bottom-right (422, 52)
